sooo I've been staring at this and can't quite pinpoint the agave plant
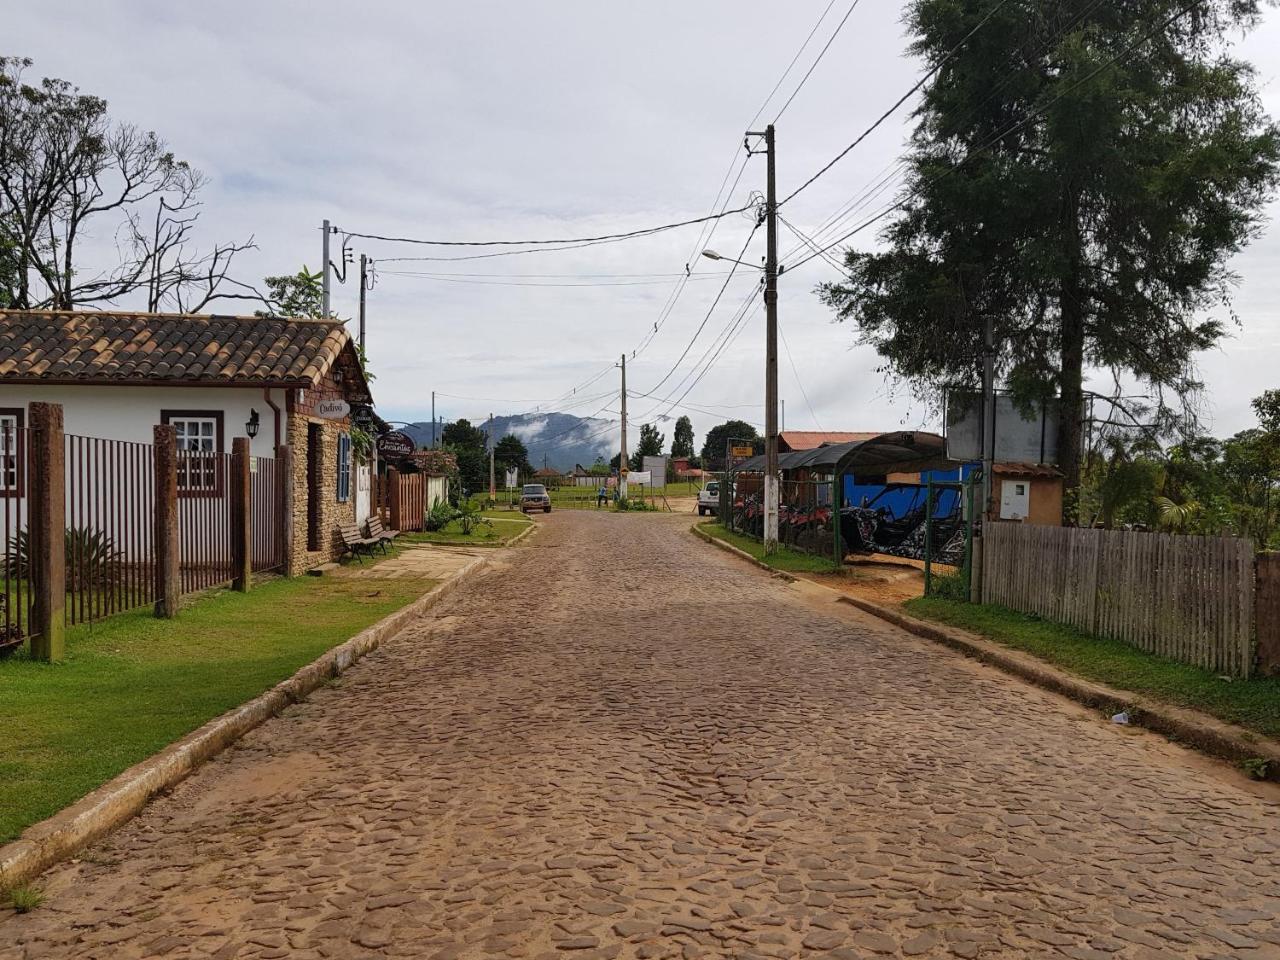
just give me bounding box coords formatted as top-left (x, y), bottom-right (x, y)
top-left (454, 499), bottom-right (492, 536)
top-left (423, 499), bottom-right (458, 532)
top-left (5, 526), bottom-right (123, 590)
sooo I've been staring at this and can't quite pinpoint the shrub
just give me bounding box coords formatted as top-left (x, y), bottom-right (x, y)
top-left (454, 500), bottom-right (492, 536)
top-left (424, 500), bottom-right (457, 532)
top-left (5, 526), bottom-right (122, 591)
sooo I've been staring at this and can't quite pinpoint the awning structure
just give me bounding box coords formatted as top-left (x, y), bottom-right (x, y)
top-left (731, 431), bottom-right (954, 478)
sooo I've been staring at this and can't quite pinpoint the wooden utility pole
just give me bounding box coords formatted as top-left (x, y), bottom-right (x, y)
top-left (744, 123), bottom-right (780, 555)
top-left (358, 253), bottom-right (368, 352)
top-left (431, 391), bottom-right (436, 447)
top-left (488, 412), bottom-right (496, 501)
top-left (619, 354), bottom-right (629, 500)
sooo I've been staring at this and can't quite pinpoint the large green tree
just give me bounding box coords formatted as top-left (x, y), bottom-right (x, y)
top-left (258, 266), bottom-right (328, 318)
top-left (494, 433), bottom-right (532, 476)
top-left (632, 422), bottom-right (664, 465)
top-left (441, 418), bottom-right (487, 451)
top-left (700, 420), bottom-right (760, 471)
top-left (820, 0), bottom-right (1279, 501)
top-left (671, 416), bottom-right (696, 459)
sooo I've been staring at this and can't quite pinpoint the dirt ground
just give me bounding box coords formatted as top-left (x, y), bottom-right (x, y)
top-left (3, 512), bottom-right (1277, 959)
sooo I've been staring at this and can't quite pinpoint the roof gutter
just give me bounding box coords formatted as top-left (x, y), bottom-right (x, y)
top-left (263, 387), bottom-right (282, 449)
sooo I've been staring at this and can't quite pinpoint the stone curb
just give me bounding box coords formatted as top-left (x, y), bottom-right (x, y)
top-left (0, 553), bottom-right (494, 892)
top-left (687, 525), bottom-right (1279, 781)
top-left (834, 595), bottom-right (1280, 781)
top-left (690, 523), bottom-right (797, 583)
top-left (411, 519), bottom-right (537, 550)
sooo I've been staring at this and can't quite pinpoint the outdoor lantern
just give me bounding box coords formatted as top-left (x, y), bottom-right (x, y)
top-left (245, 409), bottom-right (260, 439)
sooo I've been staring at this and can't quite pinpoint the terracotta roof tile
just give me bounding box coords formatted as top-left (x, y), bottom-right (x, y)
top-left (779, 430), bottom-right (884, 451)
top-left (0, 310), bottom-right (361, 394)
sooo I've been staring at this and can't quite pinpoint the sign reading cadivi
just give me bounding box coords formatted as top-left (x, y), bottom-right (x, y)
top-left (315, 398), bottom-right (351, 420)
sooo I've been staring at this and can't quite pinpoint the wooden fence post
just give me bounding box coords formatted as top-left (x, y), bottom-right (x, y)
top-left (28, 402), bottom-right (65, 662)
top-left (1257, 553), bottom-right (1280, 677)
top-left (231, 437), bottom-right (251, 591)
top-left (154, 424), bottom-right (180, 618)
top-left (277, 443), bottom-right (294, 576)
top-left (388, 467), bottom-right (401, 533)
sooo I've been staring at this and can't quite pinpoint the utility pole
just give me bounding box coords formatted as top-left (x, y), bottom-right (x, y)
top-left (971, 311), bottom-right (996, 603)
top-left (488, 412), bottom-right (496, 501)
top-left (358, 253), bottom-right (368, 352)
top-left (431, 391), bottom-right (436, 448)
top-left (782, 398), bottom-right (786, 434)
top-left (321, 219), bottom-right (332, 319)
top-left (744, 124), bottom-right (781, 555)
top-left (619, 353), bottom-right (629, 500)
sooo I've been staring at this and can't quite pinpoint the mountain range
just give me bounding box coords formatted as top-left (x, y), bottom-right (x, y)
top-left (399, 412), bottom-right (617, 472)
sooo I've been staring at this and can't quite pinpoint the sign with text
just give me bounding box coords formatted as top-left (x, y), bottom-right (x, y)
top-left (376, 431), bottom-right (415, 459)
top-left (628, 471), bottom-right (651, 485)
top-left (315, 398), bottom-right (351, 420)
top-left (730, 445), bottom-right (754, 458)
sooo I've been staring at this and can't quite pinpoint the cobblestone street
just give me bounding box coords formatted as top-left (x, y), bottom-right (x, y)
top-left (3, 512), bottom-right (1278, 959)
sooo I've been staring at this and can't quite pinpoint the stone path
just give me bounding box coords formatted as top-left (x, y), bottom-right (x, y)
top-left (3, 512), bottom-right (1278, 959)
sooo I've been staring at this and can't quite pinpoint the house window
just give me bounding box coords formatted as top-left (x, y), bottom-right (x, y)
top-left (337, 432), bottom-right (352, 502)
top-left (162, 410), bottom-right (224, 495)
top-left (0, 408), bottom-right (23, 498)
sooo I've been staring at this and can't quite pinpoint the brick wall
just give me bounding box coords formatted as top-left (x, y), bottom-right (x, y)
top-left (286, 412), bottom-right (357, 575)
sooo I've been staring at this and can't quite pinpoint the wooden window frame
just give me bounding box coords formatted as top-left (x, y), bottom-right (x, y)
top-left (0, 407), bottom-right (25, 499)
top-left (161, 409), bottom-right (225, 498)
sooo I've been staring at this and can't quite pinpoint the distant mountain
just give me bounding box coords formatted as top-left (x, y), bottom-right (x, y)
top-left (400, 412), bottom-right (617, 472)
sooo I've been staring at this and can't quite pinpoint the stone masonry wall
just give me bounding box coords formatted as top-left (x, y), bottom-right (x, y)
top-left (287, 412), bottom-right (357, 575)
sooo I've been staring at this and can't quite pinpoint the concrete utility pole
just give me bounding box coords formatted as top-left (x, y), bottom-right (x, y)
top-left (971, 312), bottom-right (997, 603)
top-left (782, 398), bottom-right (786, 434)
top-left (358, 253), bottom-right (368, 352)
top-left (619, 353), bottom-right (629, 500)
top-left (744, 124), bottom-right (781, 555)
top-left (431, 391), bottom-right (436, 448)
top-left (321, 219), bottom-right (332, 319)
top-left (488, 412), bottom-right (496, 501)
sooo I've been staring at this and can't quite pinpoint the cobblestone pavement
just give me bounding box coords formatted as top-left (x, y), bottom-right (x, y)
top-left (3, 513), bottom-right (1279, 959)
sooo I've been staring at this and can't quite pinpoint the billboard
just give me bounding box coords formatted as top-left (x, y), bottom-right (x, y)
top-left (642, 455), bottom-right (669, 485)
top-left (946, 391), bottom-right (1061, 465)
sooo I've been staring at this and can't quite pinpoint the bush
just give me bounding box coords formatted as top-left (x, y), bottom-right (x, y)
top-left (424, 500), bottom-right (457, 532)
top-left (454, 500), bottom-right (492, 535)
top-left (5, 526), bottom-right (122, 591)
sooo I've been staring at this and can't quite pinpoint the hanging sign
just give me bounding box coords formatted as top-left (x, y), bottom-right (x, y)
top-left (315, 398), bottom-right (351, 420)
top-left (628, 471), bottom-right (651, 485)
top-left (376, 431), bottom-right (415, 459)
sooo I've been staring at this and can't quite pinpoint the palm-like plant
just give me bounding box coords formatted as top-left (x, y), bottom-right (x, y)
top-left (1154, 495), bottom-right (1201, 533)
top-left (5, 526), bottom-right (123, 590)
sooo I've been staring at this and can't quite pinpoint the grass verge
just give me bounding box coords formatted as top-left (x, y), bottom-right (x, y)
top-left (698, 521), bottom-right (840, 574)
top-left (0, 570), bottom-right (437, 843)
top-left (906, 597), bottom-right (1280, 741)
top-left (400, 514), bottom-right (532, 546)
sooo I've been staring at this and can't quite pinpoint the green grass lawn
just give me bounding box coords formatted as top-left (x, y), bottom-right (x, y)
top-left (698, 521), bottom-right (840, 574)
top-left (0, 570), bottom-right (437, 843)
top-left (906, 597), bottom-right (1280, 741)
top-left (400, 514), bottom-right (532, 546)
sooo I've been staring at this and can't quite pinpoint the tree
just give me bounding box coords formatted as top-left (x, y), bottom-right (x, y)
top-left (441, 418), bottom-right (487, 451)
top-left (0, 57), bottom-right (259, 311)
top-left (258, 266), bottom-right (327, 318)
top-left (632, 422), bottom-right (664, 466)
top-left (819, 1), bottom-right (1279, 500)
top-left (494, 434), bottom-right (531, 476)
top-left (700, 420), bottom-right (760, 471)
top-left (671, 416), bottom-right (695, 459)
top-left (1253, 390), bottom-right (1280, 434)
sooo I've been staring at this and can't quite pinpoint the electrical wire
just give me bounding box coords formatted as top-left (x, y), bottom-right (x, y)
top-left (779, 324), bottom-right (823, 431)
top-left (779, 0), bottom-right (1017, 208)
top-left (378, 272), bottom-right (731, 289)
top-left (783, 0), bottom-right (1210, 273)
top-left (772, 0), bottom-right (864, 123)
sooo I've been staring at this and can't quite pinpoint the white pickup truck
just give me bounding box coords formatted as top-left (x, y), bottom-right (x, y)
top-left (697, 480), bottom-right (721, 517)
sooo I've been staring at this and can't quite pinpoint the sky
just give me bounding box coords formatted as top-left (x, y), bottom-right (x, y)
top-left (10, 1), bottom-right (1280, 456)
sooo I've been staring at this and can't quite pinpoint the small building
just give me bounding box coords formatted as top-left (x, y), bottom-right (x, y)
top-left (0, 309), bottom-right (374, 574)
top-left (990, 463), bottom-right (1063, 526)
top-left (533, 466), bottom-right (563, 488)
top-left (569, 464), bottom-right (597, 487)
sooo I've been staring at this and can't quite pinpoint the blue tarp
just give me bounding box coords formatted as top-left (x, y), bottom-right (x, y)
top-left (844, 465), bottom-right (975, 518)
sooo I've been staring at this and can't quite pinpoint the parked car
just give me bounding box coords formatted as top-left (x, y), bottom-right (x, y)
top-left (520, 483), bottom-right (552, 513)
top-left (697, 480), bottom-right (721, 516)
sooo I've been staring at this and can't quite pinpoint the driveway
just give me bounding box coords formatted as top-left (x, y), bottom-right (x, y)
top-left (3, 512), bottom-right (1277, 959)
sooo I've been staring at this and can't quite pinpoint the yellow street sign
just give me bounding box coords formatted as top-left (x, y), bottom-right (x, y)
top-left (730, 445), bottom-right (754, 458)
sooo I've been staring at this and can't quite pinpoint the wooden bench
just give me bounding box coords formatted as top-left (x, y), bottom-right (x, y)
top-left (338, 521), bottom-right (380, 563)
top-left (366, 516), bottom-right (399, 553)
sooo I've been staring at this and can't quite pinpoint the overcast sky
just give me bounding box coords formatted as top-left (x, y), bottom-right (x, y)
top-left (12, 1), bottom-right (1280, 453)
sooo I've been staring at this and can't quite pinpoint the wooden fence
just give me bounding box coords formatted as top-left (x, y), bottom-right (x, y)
top-left (982, 523), bottom-right (1256, 677)
top-left (372, 468), bottom-right (427, 533)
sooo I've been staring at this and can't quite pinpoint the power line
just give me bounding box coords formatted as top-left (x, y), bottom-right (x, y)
top-left (779, 324), bottom-right (823, 431)
top-left (779, 0), bottom-right (1016, 208)
top-left (784, 0), bottom-right (1209, 273)
top-left (772, 0), bottom-right (864, 123)
top-left (378, 272), bottom-right (732, 289)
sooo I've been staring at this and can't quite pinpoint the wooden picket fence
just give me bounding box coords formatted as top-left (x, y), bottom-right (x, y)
top-left (982, 523), bottom-right (1256, 677)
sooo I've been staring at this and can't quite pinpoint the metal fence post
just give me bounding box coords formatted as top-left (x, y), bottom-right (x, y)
top-left (28, 402), bottom-right (65, 662)
top-left (388, 467), bottom-right (402, 532)
top-left (277, 443), bottom-right (294, 576)
top-left (154, 424), bottom-right (180, 618)
top-left (924, 475), bottom-right (934, 597)
top-left (231, 437), bottom-right (251, 592)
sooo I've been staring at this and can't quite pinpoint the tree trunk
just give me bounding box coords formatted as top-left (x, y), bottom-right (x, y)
top-left (1057, 188), bottom-right (1086, 521)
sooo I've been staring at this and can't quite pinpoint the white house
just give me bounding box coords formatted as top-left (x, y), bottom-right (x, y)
top-left (0, 309), bottom-right (376, 573)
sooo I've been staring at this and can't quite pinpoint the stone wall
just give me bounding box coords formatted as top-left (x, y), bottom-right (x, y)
top-left (286, 412), bottom-right (357, 575)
